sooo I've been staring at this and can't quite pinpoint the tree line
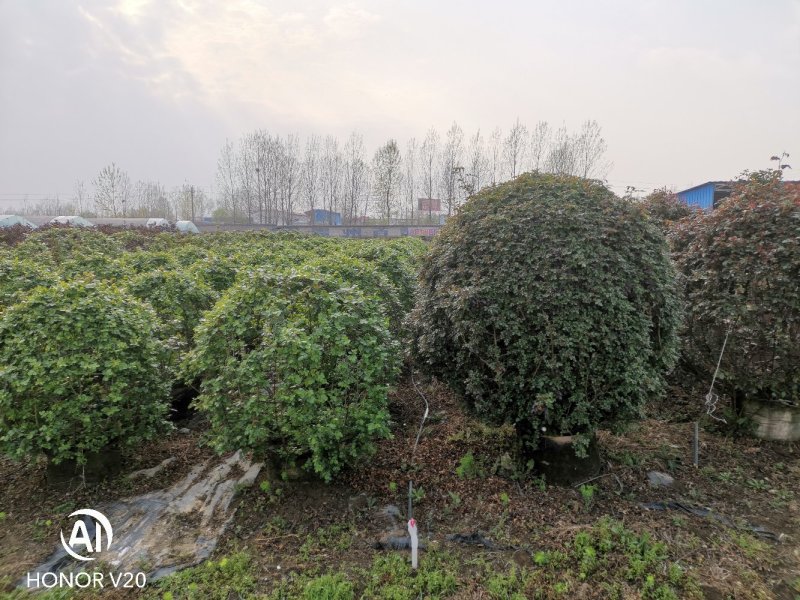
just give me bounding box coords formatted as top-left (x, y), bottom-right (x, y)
top-left (18, 171), bottom-right (211, 222)
top-left (216, 119), bottom-right (610, 225)
top-left (19, 119), bottom-right (609, 224)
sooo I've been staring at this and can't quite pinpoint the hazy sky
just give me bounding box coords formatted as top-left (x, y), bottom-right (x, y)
top-left (1, 0), bottom-right (798, 208)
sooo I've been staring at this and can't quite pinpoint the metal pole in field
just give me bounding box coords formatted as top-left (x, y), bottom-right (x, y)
top-left (408, 372), bottom-right (430, 571)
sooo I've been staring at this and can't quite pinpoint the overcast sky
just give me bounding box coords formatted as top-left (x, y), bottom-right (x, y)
top-left (1, 0), bottom-right (798, 208)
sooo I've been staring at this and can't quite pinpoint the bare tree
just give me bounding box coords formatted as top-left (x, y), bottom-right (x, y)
top-left (131, 180), bottom-right (170, 218)
top-left (237, 133), bottom-right (259, 223)
top-left (487, 127), bottom-right (502, 186)
top-left (529, 121), bottom-right (550, 172)
top-left (342, 132), bottom-right (369, 225)
top-left (372, 139), bottom-right (403, 224)
top-left (466, 129), bottom-right (489, 195)
top-left (171, 184), bottom-right (209, 220)
top-left (573, 119), bottom-right (610, 179)
top-left (320, 135), bottom-right (343, 224)
top-left (277, 134), bottom-right (301, 225)
top-left (503, 118), bottom-right (528, 179)
top-left (545, 125), bottom-right (577, 176)
top-left (253, 130), bottom-right (270, 224)
top-left (210, 120), bottom-right (611, 223)
top-left (302, 135), bottom-right (321, 215)
top-left (403, 137), bottom-right (418, 220)
top-left (216, 139), bottom-right (241, 223)
top-left (419, 127), bottom-right (440, 219)
top-left (93, 163), bottom-right (131, 217)
top-left (72, 180), bottom-right (89, 215)
top-left (439, 122), bottom-right (464, 216)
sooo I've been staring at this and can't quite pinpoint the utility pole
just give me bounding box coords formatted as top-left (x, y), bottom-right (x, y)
top-left (190, 185), bottom-right (195, 222)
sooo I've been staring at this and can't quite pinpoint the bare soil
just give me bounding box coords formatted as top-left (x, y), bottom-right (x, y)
top-left (1, 379), bottom-right (798, 598)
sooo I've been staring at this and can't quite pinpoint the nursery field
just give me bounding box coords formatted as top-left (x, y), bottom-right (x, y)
top-left (0, 172), bottom-right (798, 599)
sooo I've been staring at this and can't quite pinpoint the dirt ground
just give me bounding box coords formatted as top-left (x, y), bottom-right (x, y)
top-left (1, 377), bottom-right (798, 599)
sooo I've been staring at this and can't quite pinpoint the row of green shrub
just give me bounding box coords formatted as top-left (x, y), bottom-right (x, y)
top-left (2, 169), bottom-right (795, 485)
top-left (0, 231), bottom-right (425, 481)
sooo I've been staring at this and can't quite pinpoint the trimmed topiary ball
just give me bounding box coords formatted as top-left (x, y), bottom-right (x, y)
top-left (183, 267), bottom-right (401, 481)
top-left (410, 173), bottom-right (681, 452)
top-left (671, 170), bottom-right (800, 405)
top-left (0, 278), bottom-right (171, 465)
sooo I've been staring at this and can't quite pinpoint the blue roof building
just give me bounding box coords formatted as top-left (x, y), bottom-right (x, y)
top-left (676, 181), bottom-right (734, 210)
top-left (305, 209), bottom-right (342, 226)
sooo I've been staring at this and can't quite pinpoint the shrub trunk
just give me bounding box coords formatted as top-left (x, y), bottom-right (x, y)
top-left (531, 434), bottom-right (601, 486)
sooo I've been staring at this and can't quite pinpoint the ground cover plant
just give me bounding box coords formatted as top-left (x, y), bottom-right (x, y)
top-left (410, 173), bottom-right (682, 455)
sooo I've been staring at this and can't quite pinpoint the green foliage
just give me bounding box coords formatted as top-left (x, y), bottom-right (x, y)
top-left (570, 519), bottom-right (689, 597)
top-left (124, 268), bottom-right (217, 373)
top-left (672, 170), bottom-right (800, 404)
top-left (304, 253), bottom-right (405, 334)
top-left (0, 256), bottom-right (59, 310)
top-left (579, 484), bottom-right (596, 512)
top-left (470, 518), bottom-right (696, 599)
top-left (350, 238), bottom-right (425, 316)
top-left (15, 227), bottom-right (125, 280)
top-left (187, 252), bottom-right (240, 293)
top-left (184, 267), bottom-right (400, 481)
top-left (0, 278), bottom-right (170, 464)
top-left (154, 552), bottom-right (257, 600)
top-left (486, 567), bottom-right (527, 599)
top-left (362, 552), bottom-right (458, 599)
top-left (455, 451), bottom-right (483, 479)
top-left (639, 187), bottom-right (696, 232)
top-left (116, 250), bottom-right (178, 275)
top-left (300, 574), bottom-right (354, 600)
top-left (16, 227), bottom-right (123, 262)
top-left (411, 173), bottom-right (681, 451)
top-left (299, 523), bottom-right (355, 561)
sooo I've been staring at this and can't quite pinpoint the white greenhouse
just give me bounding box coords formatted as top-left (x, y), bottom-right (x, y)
top-left (175, 220), bottom-right (200, 234)
top-left (50, 215), bottom-right (95, 227)
top-left (0, 215), bottom-right (37, 229)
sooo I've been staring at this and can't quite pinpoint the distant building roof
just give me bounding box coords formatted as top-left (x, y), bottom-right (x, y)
top-left (676, 181), bottom-right (732, 195)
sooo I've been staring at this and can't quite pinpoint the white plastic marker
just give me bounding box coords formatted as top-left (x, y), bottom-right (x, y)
top-left (408, 518), bottom-right (419, 569)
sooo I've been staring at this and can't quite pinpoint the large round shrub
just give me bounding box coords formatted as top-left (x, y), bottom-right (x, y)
top-left (183, 267), bottom-right (400, 481)
top-left (0, 278), bottom-right (170, 464)
top-left (671, 171), bottom-right (800, 404)
top-left (410, 173), bottom-right (681, 452)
